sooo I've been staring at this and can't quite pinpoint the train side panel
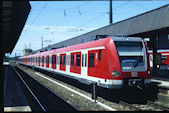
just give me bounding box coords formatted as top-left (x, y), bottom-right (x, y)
top-left (88, 49), bottom-right (109, 79)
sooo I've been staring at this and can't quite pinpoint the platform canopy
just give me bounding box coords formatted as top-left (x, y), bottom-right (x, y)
top-left (2, 1), bottom-right (31, 54)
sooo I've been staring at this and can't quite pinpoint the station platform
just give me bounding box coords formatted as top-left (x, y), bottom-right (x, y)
top-left (3, 63), bottom-right (31, 111)
top-left (151, 78), bottom-right (169, 89)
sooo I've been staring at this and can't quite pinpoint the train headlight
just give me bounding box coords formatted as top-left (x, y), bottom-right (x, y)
top-left (148, 71), bottom-right (151, 75)
top-left (111, 71), bottom-right (120, 77)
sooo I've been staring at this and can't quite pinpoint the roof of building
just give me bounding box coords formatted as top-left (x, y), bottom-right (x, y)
top-left (32, 4), bottom-right (169, 54)
top-left (2, 1), bottom-right (31, 54)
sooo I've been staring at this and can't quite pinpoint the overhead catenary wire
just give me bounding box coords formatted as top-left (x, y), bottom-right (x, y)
top-left (20, 2), bottom-right (48, 41)
top-left (132, 2), bottom-right (149, 10)
top-left (13, 2), bottom-right (48, 57)
top-left (29, 2), bottom-right (48, 25)
top-left (77, 12), bottom-right (108, 29)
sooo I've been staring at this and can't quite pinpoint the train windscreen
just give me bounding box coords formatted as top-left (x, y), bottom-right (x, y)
top-left (114, 41), bottom-right (146, 71)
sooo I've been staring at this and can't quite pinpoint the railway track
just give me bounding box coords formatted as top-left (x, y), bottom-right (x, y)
top-left (12, 66), bottom-right (78, 111)
top-left (17, 64), bottom-right (169, 111)
top-left (119, 101), bottom-right (141, 111)
top-left (147, 101), bottom-right (169, 111)
top-left (119, 100), bottom-right (169, 111)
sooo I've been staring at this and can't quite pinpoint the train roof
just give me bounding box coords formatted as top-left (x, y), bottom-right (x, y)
top-left (53, 37), bottom-right (111, 53)
top-left (111, 36), bottom-right (142, 42)
top-left (19, 36), bottom-right (143, 58)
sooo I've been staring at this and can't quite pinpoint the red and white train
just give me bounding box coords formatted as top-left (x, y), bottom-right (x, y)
top-left (148, 50), bottom-right (169, 70)
top-left (18, 36), bottom-right (151, 89)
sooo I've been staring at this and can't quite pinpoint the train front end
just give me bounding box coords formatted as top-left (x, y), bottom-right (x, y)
top-left (109, 37), bottom-right (151, 88)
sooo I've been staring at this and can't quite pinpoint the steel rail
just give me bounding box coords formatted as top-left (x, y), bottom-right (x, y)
top-left (147, 101), bottom-right (169, 111)
top-left (14, 67), bottom-right (78, 111)
top-left (119, 101), bottom-right (142, 111)
top-left (12, 66), bottom-right (46, 111)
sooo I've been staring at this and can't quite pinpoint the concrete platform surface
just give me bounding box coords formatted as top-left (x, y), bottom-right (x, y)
top-left (151, 79), bottom-right (169, 89)
top-left (4, 106), bottom-right (31, 112)
top-left (3, 65), bottom-right (31, 111)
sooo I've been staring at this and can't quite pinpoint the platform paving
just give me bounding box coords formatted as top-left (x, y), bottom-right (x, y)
top-left (151, 79), bottom-right (169, 89)
top-left (3, 64), bottom-right (31, 111)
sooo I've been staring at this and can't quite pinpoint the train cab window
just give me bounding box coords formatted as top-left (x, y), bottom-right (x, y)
top-left (76, 54), bottom-right (81, 66)
top-left (63, 55), bottom-right (66, 65)
top-left (60, 56), bottom-right (62, 64)
top-left (71, 55), bottom-right (74, 66)
top-left (99, 50), bottom-right (101, 61)
top-left (89, 53), bottom-right (95, 67)
top-left (161, 55), bottom-right (167, 61)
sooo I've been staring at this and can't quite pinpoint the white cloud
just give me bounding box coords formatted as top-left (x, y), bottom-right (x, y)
top-left (11, 25), bottom-right (98, 57)
top-left (23, 25), bottom-right (97, 33)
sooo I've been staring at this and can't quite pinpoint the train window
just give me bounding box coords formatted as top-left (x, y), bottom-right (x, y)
top-left (82, 54), bottom-right (84, 66)
top-left (99, 50), bottom-right (101, 61)
top-left (48, 56), bottom-right (50, 64)
top-left (44, 56), bottom-right (46, 64)
top-left (42, 56), bottom-right (44, 63)
top-left (76, 54), bottom-right (81, 66)
top-left (38, 57), bottom-right (40, 63)
top-left (57, 56), bottom-right (60, 64)
top-left (40, 57), bottom-right (42, 63)
top-left (48, 56), bottom-right (52, 64)
top-left (85, 54), bottom-right (87, 67)
top-left (52, 55), bottom-right (56, 64)
top-left (52, 56), bottom-right (54, 64)
top-left (50, 56), bottom-right (52, 64)
top-left (63, 55), bottom-right (66, 65)
top-left (54, 56), bottom-right (56, 64)
top-left (71, 55), bottom-right (74, 66)
top-left (89, 53), bottom-right (95, 67)
top-left (60, 56), bottom-right (62, 64)
top-left (46, 56), bottom-right (49, 64)
top-left (161, 55), bottom-right (167, 61)
top-left (66, 55), bottom-right (70, 65)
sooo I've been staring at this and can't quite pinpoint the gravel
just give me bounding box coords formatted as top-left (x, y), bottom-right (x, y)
top-left (16, 64), bottom-right (123, 111)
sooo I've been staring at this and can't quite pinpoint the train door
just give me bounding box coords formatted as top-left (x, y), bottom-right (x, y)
top-left (46, 55), bottom-right (49, 68)
top-left (38, 56), bottom-right (40, 66)
top-left (52, 54), bottom-right (57, 69)
top-left (81, 50), bottom-right (88, 77)
top-left (26, 57), bottom-right (27, 64)
top-left (42, 56), bottom-right (44, 67)
top-left (60, 53), bottom-right (66, 71)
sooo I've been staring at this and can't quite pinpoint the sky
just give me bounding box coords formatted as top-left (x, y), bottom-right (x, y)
top-left (10, 0), bottom-right (169, 57)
